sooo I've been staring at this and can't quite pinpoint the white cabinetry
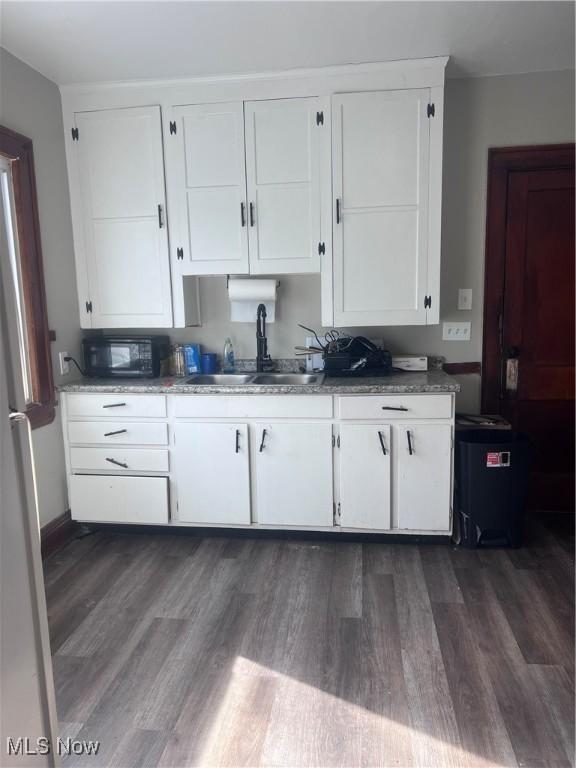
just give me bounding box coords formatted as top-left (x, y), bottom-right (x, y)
top-left (173, 422), bottom-right (251, 525)
top-left (394, 423), bottom-right (452, 531)
top-left (252, 422), bottom-right (333, 527)
top-left (339, 424), bottom-right (391, 530)
top-left (70, 106), bottom-right (173, 328)
top-left (170, 102), bottom-right (249, 276)
top-left (245, 98), bottom-right (322, 274)
top-left (70, 475), bottom-right (169, 524)
top-left (330, 89), bottom-right (440, 326)
top-left (167, 97), bottom-right (324, 277)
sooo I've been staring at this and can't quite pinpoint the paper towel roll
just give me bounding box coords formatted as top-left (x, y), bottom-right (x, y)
top-left (228, 278), bottom-right (277, 322)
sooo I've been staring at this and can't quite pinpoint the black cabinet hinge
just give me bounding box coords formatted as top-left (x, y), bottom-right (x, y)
top-left (176, 247), bottom-right (184, 260)
top-left (85, 300), bottom-right (93, 313)
top-left (424, 295), bottom-right (432, 309)
top-left (169, 121), bottom-right (177, 135)
top-left (318, 242), bottom-right (325, 256)
top-left (71, 127), bottom-right (79, 141)
top-left (316, 111), bottom-right (324, 126)
top-left (427, 103), bottom-right (435, 118)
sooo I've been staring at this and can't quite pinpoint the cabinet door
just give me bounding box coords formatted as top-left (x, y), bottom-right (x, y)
top-left (339, 424), bottom-right (391, 530)
top-left (395, 423), bottom-right (452, 531)
top-left (70, 475), bottom-right (168, 523)
top-left (245, 98), bottom-right (322, 275)
top-left (170, 102), bottom-right (249, 275)
top-left (174, 423), bottom-right (250, 524)
top-left (253, 423), bottom-right (333, 526)
top-left (73, 106), bottom-right (173, 328)
top-left (332, 89), bottom-right (431, 326)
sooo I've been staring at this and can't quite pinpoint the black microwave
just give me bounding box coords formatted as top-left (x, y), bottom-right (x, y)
top-left (82, 335), bottom-right (170, 378)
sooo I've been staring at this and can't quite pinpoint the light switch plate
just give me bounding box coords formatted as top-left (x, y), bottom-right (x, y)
top-left (458, 288), bottom-right (473, 310)
top-left (443, 322), bottom-right (471, 341)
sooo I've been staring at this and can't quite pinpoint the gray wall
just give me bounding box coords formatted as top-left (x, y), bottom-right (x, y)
top-left (170, 68), bottom-right (575, 411)
top-left (0, 48), bottom-right (80, 526)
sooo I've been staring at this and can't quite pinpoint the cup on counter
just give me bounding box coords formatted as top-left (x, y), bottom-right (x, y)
top-left (201, 352), bottom-right (218, 374)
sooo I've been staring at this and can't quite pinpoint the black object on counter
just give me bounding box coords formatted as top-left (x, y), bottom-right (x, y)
top-left (454, 429), bottom-right (531, 548)
top-left (323, 336), bottom-right (392, 376)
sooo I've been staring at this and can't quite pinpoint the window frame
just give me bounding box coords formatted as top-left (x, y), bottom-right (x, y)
top-left (0, 125), bottom-right (55, 428)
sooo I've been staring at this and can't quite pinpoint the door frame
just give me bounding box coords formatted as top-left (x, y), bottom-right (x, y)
top-left (481, 143), bottom-right (575, 413)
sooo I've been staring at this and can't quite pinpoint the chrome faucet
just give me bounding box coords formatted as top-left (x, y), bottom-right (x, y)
top-left (256, 303), bottom-right (272, 372)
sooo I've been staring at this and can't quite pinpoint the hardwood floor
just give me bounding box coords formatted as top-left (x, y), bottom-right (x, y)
top-left (44, 514), bottom-right (575, 768)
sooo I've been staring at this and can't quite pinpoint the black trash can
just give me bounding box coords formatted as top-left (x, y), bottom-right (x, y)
top-left (454, 429), bottom-right (531, 548)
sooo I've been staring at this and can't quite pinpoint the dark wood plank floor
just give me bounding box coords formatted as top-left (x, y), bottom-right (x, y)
top-left (44, 514), bottom-right (575, 768)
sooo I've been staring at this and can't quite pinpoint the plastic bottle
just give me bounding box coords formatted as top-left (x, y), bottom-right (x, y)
top-left (222, 337), bottom-right (235, 373)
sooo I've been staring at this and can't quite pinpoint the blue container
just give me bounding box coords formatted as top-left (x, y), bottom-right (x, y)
top-left (201, 352), bottom-right (218, 374)
top-left (183, 344), bottom-right (201, 375)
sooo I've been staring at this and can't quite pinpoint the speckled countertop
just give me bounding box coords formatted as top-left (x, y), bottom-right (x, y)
top-left (58, 369), bottom-right (459, 395)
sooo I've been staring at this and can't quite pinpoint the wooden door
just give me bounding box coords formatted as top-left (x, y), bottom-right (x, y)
top-left (244, 98), bottom-right (322, 274)
top-left (73, 106), bottom-right (173, 328)
top-left (170, 102), bottom-right (249, 275)
top-left (339, 424), bottom-right (391, 530)
top-left (253, 422), bottom-right (333, 527)
top-left (174, 423), bottom-right (251, 524)
top-left (395, 423), bottom-right (452, 531)
top-left (483, 146), bottom-right (575, 510)
top-left (332, 89), bottom-right (432, 326)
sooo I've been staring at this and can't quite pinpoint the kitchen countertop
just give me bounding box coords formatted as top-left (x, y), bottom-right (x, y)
top-left (58, 369), bottom-right (460, 395)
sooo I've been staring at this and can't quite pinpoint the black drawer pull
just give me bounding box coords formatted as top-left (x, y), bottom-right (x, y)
top-left (336, 198), bottom-right (341, 224)
top-left (102, 402), bottom-right (126, 409)
top-left (378, 431), bottom-right (387, 456)
top-left (381, 405), bottom-right (408, 411)
top-left (249, 202), bottom-right (255, 227)
top-left (235, 429), bottom-right (240, 453)
top-left (104, 429), bottom-right (127, 437)
top-left (158, 204), bottom-right (164, 229)
top-left (105, 457), bottom-right (128, 468)
top-left (407, 430), bottom-right (414, 455)
top-left (240, 202), bottom-right (246, 227)
top-left (259, 429), bottom-right (267, 452)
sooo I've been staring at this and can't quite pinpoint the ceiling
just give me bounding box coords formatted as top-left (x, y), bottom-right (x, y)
top-left (1, 1), bottom-right (574, 86)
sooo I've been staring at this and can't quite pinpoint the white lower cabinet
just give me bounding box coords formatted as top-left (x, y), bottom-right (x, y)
top-left (394, 423), bottom-right (452, 531)
top-left (252, 423), bottom-right (333, 527)
top-left (173, 422), bottom-right (251, 525)
top-left (69, 475), bottom-right (169, 524)
top-left (339, 424), bottom-right (391, 530)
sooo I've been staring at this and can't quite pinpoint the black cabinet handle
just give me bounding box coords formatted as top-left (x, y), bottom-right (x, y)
top-left (336, 198), bottom-right (341, 224)
top-left (240, 202), bottom-right (246, 227)
top-left (104, 429), bottom-right (127, 437)
top-left (235, 429), bottom-right (240, 453)
top-left (249, 202), bottom-right (255, 227)
top-left (381, 405), bottom-right (408, 411)
top-left (158, 204), bottom-right (164, 228)
top-left (105, 457), bottom-right (128, 468)
top-left (259, 429), bottom-right (267, 452)
top-left (407, 430), bottom-right (414, 455)
top-left (102, 402), bottom-right (126, 409)
top-left (378, 431), bottom-right (387, 456)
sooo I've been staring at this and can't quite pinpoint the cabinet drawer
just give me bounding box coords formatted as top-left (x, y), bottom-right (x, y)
top-left (70, 475), bottom-right (169, 524)
top-left (68, 421), bottom-right (168, 446)
top-left (70, 447), bottom-right (169, 473)
top-left (337, 394), bottom-right (452, 420)
top-left (66, 393), bottom-right (166, 418)
top-left (173, 395), bottom-right (333, 419)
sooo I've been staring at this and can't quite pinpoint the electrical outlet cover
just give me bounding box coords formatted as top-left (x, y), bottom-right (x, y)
top-left (59, 351), bottom-right (70, 376)
top-left (458, 288), bottom-right (473, 310)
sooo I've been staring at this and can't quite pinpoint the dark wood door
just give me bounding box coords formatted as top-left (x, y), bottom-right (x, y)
top-left (483, 146), bottom-right (575, 511)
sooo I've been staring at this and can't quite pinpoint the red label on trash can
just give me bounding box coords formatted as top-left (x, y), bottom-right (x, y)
top-left (486, 451), bottom-right (511, 467)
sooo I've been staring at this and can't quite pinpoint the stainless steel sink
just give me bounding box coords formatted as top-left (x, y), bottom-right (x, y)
top-left (185, 374), bottom-right (255, 385)
top-left (251, 373), bottom-right (325, 385)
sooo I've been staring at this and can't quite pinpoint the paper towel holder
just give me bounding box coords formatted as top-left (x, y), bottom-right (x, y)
top-left (226, 274), bottom-right (281, 289)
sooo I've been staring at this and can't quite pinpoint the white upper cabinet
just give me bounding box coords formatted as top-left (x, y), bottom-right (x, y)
top-left (331, 89), bottom-right (438, 327)
top-left (170, 102), bottom-right (249, 276)
top-left (71, 106), bottom-right (173, 328)
top-left (245, 98), bottom-right (322, 274)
